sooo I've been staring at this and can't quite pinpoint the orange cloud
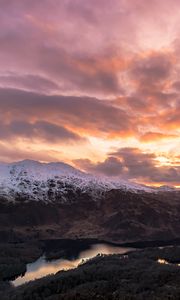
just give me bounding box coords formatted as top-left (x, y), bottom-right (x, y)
top-left (139, 132), bottom-right (178, 142)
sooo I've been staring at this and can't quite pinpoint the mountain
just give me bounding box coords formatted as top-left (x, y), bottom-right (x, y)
top-left (0, 160), bottom-right (179, 244)
top-left (0, 159), bottom-right (155, 203)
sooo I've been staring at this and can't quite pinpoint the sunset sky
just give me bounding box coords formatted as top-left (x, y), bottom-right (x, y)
top-left (0, 0), bottom-right (179, 186)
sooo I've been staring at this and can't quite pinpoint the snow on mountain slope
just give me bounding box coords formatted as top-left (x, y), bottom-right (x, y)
top-left (0, 159), bottom-right (158, 202)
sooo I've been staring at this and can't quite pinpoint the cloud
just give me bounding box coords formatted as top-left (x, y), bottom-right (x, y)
top-left (131, 53), bottom-right (172, 86)
top-left (139, 132), bottom-right (178, 142)
top-left (0, 88), bottom-right (133, 136)
top-left (0, 2), bottom-right (125, 97)
top-left (75, 156), bottom-right (124, 176)
top-left (0, 120), bottom-right (85, 144)
top-left (74, 147), bottom-right (180, 185)
top-left (0, 73), bottom-right (60, 93)
top-left (129, 52), bottom-right (175, 111)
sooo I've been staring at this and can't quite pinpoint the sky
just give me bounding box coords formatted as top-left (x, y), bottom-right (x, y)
top-left (0, 0), bottom-right (179, 187)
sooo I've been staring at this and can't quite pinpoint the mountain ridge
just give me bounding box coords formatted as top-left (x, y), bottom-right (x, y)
top-left (0, 159), bottom-right (161, 203)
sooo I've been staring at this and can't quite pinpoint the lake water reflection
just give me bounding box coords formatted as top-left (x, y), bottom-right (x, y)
top-left (12, 243), bottom-right (133, 287)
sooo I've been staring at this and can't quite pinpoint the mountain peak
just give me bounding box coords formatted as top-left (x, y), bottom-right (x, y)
top-left (12, 159), bottom-right (42, 166)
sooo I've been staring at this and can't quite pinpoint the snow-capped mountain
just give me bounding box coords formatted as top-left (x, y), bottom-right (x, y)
top-left (0, 160), bottom-right (179, 244)
top-left (0, 159), bottom-right (169, 203)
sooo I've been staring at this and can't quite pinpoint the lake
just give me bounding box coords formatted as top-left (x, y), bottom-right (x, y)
top-left (12, 242), bottom-right (134, 287)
